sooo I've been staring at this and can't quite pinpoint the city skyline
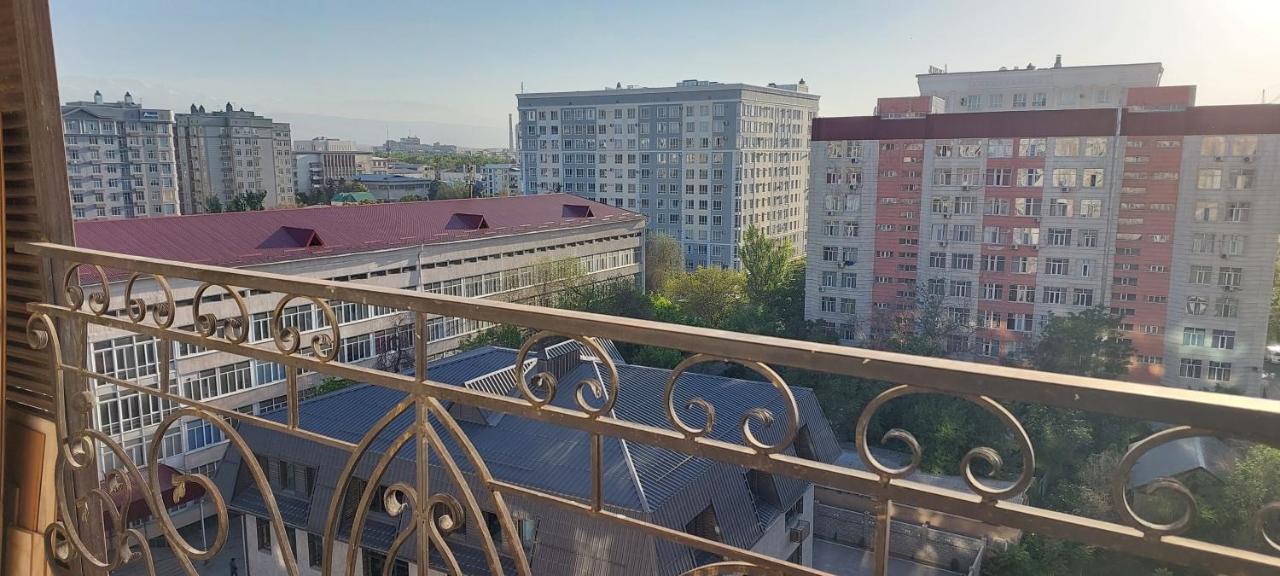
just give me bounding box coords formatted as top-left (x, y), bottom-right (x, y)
top-left (50, 0), bottom-right (1280, 148)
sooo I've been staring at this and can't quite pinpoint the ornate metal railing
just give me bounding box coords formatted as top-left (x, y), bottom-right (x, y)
top-left (19, 240), bottom-right (1280, 576)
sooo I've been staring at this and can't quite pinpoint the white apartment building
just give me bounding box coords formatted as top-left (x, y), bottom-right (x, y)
top-left (517, 80), bottom-right (819, 268)
top-left (75, 195), bottom-right (645, 531)
top-left (917, 57), bottom-right (1163, 113)
top-left (174, 102), bottom-right (294, 213)
top-left (61, 91), bottom-right (181, 219)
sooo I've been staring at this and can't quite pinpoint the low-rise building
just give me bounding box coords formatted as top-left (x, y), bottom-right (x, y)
top-left (217, 341), bottom-right (841, 574)
top-left (74, 194), bottom-right (645, 532)
top-left (352, 173), bottom-right (433, 201)
top-left (478, 163), bottom-right (520, 197)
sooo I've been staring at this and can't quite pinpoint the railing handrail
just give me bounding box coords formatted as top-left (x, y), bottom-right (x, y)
top-left (20, 240), bottom-right (1280, 447)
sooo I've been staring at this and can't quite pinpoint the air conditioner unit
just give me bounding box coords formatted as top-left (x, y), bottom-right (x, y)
top-left (1214, 156), bottom-right (1223, 162)
top-left (818, 286), bottom-right (827, 292)
top-left (837, 262), bottom-right (845, 268)
top-left (1061, 186), bottom-right (1071, 192)
top-left (942, 213), bottom-right (951, 219)
top-left (1243, 156), bottom-right (1253, 163)
top-left (850, 158), bottom-right (861, 164)
top-left (789, 520), bottom-right (812, 543)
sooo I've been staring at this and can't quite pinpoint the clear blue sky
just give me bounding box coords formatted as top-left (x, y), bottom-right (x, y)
top-left (50, 0), bottom-right (1280, 147)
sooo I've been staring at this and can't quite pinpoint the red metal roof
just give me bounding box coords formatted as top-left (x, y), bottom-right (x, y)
top-left (74, 194), bottom-right (642, 271)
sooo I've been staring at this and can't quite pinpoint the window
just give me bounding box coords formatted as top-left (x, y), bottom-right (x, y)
top-left (1006, 313), bottom-right (1032, 332)
top-left (1015, 198), bottom-right (1041, 216)
top-left (1186, 296), bottom-right (1209, 316)
top-left (1013, 93), bottom-right (1027, 108)
top-left (951, 253), bottom-right (974, 270)
top-left (1179, 358), bottom-right (1203, 379)
top-left (1194, 201), bottom-right (1218, 222)
top-left (1044, 258), bottom-right (1069, 275)
top-left (1073, 289), bottom-right (1094, 307)
top-left (982, 283), bottom-right (1003, 300)
top-left (982, 255), bottom-right (1005, 272)
top-left (1042, 287), bottom-right (1065, 304)
top-left (1054, 138), bottom-right (1079, 157)
top-left (1225, 202), bottom-right (1250, 223)
top-left (949, 280), bottom-right (972, 298)
top-left (256, 517), bottom-right (272, 552)
top-left (1017, 138), bottom-right (1045, 157)
top-left (1197, 169), bottom-right (1222, 190)
top-left (1212, 330), bottom-right (1236, 350)
top-left (1017, 169), bottom-right (1044, 187)
top-left (1208, 361), bottom-right (1232, 382)
top-left (1190, 265), bottom-right (1213, 284)
top-left (1084, 138), bottom-right (1108, 157)
top-left (1081, 169), bottom-right (1104, 188)
top-left (987, 139), bottom-right (1013, 158)
top-left (1215, 297), bottom-right (1239, 318)
top-left (1052, 169), bottom-right (1077, 188)
top-left (1218, 267), bottom-right (1242, 289)
top-left (929, 252), bottom-right (947, 268)
top-left (1182, 327), bottom-right (1206, 347)
top-left (821, 271), bottom-right (837, 287)
top-left (1032, 92), bottom-right (1047, 107)
top-left (1047, 228), bottom-right (1072, 246)
top-left (841, 273), bottom-right (857, 289)
top-left (820, 297), bottom-right (837, 313)
top-left (1009, 285), bottom-right (1035, 303)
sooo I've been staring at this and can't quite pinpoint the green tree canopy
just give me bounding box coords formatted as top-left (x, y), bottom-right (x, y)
top-left (661, 266), bottom-right (745, 327)
top-left (644, 233), bottom-right (684, 292)
top-left (739, 226), bottom-right (797, 308)
top-left (1017, 307), bottom-right (1133, 378)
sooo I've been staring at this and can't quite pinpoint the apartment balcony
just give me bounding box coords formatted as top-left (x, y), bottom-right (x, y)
top-left (11, 240), bottom-right (1280, 576)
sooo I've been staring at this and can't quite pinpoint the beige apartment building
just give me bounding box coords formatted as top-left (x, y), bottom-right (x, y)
top-left (174, 102), bottom-right (294, 213)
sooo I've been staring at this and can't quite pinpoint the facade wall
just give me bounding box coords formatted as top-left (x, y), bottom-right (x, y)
top-left (62, 96), bottom-right (181, 219)
top-left (517, 83), bottom-right (818, 269)
top-left (174, 107), bottom-right (294, 214)
top-left (807, 99), bottom-right (1279, 396)
top-left (86, 219), bottom-right (644, 515)
top-left (917, 62), bottom-right (1163, 113)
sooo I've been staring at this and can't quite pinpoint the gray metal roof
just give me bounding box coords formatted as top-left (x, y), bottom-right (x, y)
top-left (218, 342), bottom-right (840, 575)
top-left (1128, 436), bottom-right (1236, 488)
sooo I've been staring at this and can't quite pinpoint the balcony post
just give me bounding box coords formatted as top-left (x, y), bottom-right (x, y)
top-left (1, 0), bottom-right (92, 573)
top-left (872, 498), bottom-right (893, 576)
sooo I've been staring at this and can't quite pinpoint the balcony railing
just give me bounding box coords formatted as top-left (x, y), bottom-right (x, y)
top-left (18, 240), bottom-right (1280, 576)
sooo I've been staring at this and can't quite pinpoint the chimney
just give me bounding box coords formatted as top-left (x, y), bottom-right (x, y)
top-left (1054, 54), bottom-right (1063, 68)
top-left (508, 113), bottom-right (514, 155)
top-left (93, 90), bottom-right (103, 104)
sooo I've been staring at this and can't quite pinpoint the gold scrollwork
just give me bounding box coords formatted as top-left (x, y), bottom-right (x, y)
top-left (664, 354), bottom-right (799, 455)
top-left (190, 282), bottom-right (250, 344)
top-left (124, 273), bottom-right (176, 328)
top-left (271, 294), bottom-right (340, 361)
top-left (1113, 426), bottom-right (1207, 536)
top-left (679, 561), bottom-right (777, 575)
top-left (514, 331), bottom-right (620, 417)
top-left (855, 385), bottom-right (1034, 501)
top-left (63, 263), bottom-right (111, 315)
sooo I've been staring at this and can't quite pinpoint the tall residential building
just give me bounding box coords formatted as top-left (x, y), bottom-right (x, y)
top-left (517, 80), bottom-right (820, 269)
top-left (293, 137), bottom-right (373, 195)
top-left (174, 102), bottom-right (294, 214)
top-left (61, 91), bottom-right (180, 219)
top-left (806, 82), bottom-right (1280, 397)
top-left (916, 57), bottom-right (1163, 113)
top-left (74, 194), bottom-right (644, 531)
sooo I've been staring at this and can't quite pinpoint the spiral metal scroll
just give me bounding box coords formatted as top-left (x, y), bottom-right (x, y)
top-left (190, 282), bottom-right (251, 344)
top-left (664, 354), bottom-right (799, 455)
top-left (1112, 426), bottom-right (1226, 538)
top-left (514, 331), bottom-right (620, 417)
top-left (63, 263), bottom-right (111, 315)
top-left (30, 311), bottom-right (300, 576)
top-left (323, 397), bottom-right (532, 576)
top-left (124, 273), bottom-right (176, 328)
top-left (270, 294), bottom-right (340, 361)
top-left (854, 385), bottom-right (1035, 501)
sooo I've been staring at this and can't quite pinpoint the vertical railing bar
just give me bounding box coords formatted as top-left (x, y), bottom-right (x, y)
top-left (287, 369), bottom-right (299, 430)
top-left (591, 433), bottom-right (603, 513)
top-left (413, 310), bottom-right (431, 575)
top-left (873, 498), bottom-right (892, 576)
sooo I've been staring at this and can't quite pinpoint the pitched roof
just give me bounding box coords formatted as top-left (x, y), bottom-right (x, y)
top-left (73, 194), bottom-right (642, 271)
top-left (218, 343), bottom-right (840, 575)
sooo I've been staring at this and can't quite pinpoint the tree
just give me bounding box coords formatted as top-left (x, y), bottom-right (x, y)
top-left (661, 266), bottom-right (745, 327)
top-left (1017, 307), bottom-right (1133, 379)
top-left (1269, 263), bottom-right (1279, 345)
top-left (559, 279), bottom-right (653, 320)
top-left (203, 196), bottom-right (224, 213)
top-left (458, 324), bottom-right (525, 351)
top-left (398, 194), bottom-right (424, 202)
top-left (433, 180), bottom-right (472, 200)
top-left (739, 226), bottom-right (796, 308)
top-left (866, 292), bottom-right (973, 358)
top-left (226, 191), bottom-right (266, 212)
top-left (644, 233), bottom-right (684, 292)
top-left (530, 257), bottom-right (584, 307)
